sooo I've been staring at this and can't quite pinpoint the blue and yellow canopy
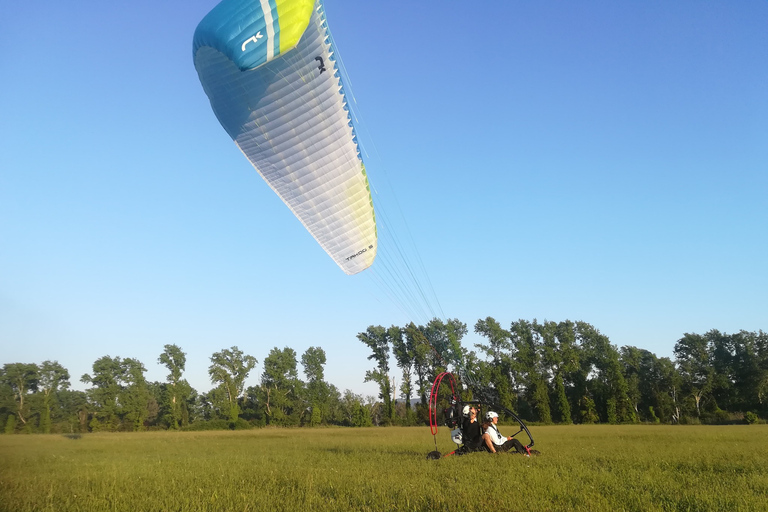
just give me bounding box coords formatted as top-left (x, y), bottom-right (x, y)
top-left (194, 0), bottom-right (377, 275)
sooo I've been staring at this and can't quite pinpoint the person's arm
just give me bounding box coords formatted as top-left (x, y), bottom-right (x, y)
top-left (482, 433), bottom-right (496, 453)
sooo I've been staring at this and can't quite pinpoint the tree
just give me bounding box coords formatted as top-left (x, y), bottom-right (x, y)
top-left (37, 361), bottom-right (70, 433)
top-left (575, 322), bottom-right (635, 423)
top-left (121, 358), bottom-right (151, 431)
top-left (260, 347), bottom-right (301, 425)
top-left (474, 317), bottom-right (516, 414)
top-left (537, 320), bottom-right (580, 424)
top-left (1, 363), bottom-right (39, 430)
top-left (552, 320), bottom-right (581, 423)
top-left (644, 354), bottom-right (679, 423)
top-left (357, 325), bottom-right (396, 423)
top-left (511, 320), bottom-right (551, 423)
top-left (674, 333), bottom-right (711, 417)
top-left (81, 356), bottom-right (124, 431)
top-left (57, 389), bottom-right (89, 433)
top-left (208, 346), bottom-right (257, 423)
top-left (579, 393), bottom-right (599, 424)
top-left (158, 344), bottom-right (191, 429)
top-left (731, 330), bottom-right (768, 416)
top-left (391, 327), bottom-right (417, 423)
top-left (197, 389), bottom-right (225, 421)
top-left (240, 385), bottom-right (264, 425)
top-left (424, 318), bottom-right (467, 372)
top-left (706, 329), bottom-right (735, 412)
top-left (620, 346), bottom-right (643, 419)
top-left (301, 346), bottom-right (329, 426)
top-left (618, 347), bottom-right (680, 423)
top-left (338, 390), bottom-right (372, 427)
top-left (404, 322), bottom-right (432, 407)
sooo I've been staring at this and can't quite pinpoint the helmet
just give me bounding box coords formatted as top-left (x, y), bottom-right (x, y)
top-left (485, 411), bottom-right (499, 421)
top-left (462, 405), bottom-right (471, 417)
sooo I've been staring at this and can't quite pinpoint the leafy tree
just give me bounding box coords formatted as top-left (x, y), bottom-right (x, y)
top-left (390, 327), bottom-right (413, 409)
top-left (81, 356), bottom-right (124, 431)
top-left (553, 374), bottom-right (571, 424)
top-left (655, 356), bottom-right (681, 423)
top-left (620, 346), bottom-right (643, 419)
top-left (4, 415), bottom-right (17, 434)
top-left (357, 325), bottom-right (397, 423)
top-left (196, 389), bottom-right (224, 421)
top-left (456, 347), bottom-right (482, 402)
top-left (338, 390), bottom-right (372, 427)
top-left (158, 344), bottom-right (191, 429)
top-left (0, 376), bottom-right (15, 432)
top-left (182, 387), bottom-right (200, 425)
top-left (674, 333), bottom-right (711, 417)
top-left (394, 318), bottom-right (467, 420)
top-left (240, 385), bottom-right (264, 426)
top-left (537, 320), bottom-right (580, 424)
top-left (145, 381), bottom-right (163, 428)
top-left (731, 330), bottom-right (768, 415)
top-left (37, 361), bottom-right (70, 433)
top-left (474, 317), bottom-right (516, 414)
top-left (404, 322), bottom-right (432, 407)
top-left (553, 320), bottom-right (581, 423)
top-left (301, 346), bottom-right (326, 383)
top-left (208, 346), bottom-right (257, 423)
top-left (707, 329), bottom-right (735, 411)
top-left (511, 320), bottom-right (551, 423)
top-left (579, 393), bottom-right (599, 424)
top-left (620, 347), bottom-right (679, 423)
top-left (424, 318), bottom-right (467, 372)
top-left (322, 384), bottom-right (344, 426)
top-left (121, 358), bottom-right (151, 431)
top-left (575, 322), bottom-right (635, 423)
top-left (1, 363), bottom-right (39, 430)
top-left (260, 347), bottom-right (301, 425)
top-left (58, 389), bottom-right (89, 433)
top-left (301, 346), bottom-right (330, 426)
top-left (606, 397), bottom-right (618, 424)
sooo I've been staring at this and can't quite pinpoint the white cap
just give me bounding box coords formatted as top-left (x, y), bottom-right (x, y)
top-left (462, 405), bottom-right (471, 417)
top-left (485, 411), bottom-right (499, 421)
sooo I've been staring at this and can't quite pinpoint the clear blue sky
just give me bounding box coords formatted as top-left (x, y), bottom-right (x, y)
top-left (2, 1), bottom-right (766, 397)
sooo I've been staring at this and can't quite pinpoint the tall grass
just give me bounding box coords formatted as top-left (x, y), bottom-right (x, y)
top-left (1, 425), bottom-right (766, 511)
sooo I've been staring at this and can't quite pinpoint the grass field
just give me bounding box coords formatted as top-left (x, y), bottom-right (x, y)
top-left (1, 424), bottom-right (767, 511)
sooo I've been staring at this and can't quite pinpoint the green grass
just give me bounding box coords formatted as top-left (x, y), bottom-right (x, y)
top-left (1, 425), bottom-right (767, 511)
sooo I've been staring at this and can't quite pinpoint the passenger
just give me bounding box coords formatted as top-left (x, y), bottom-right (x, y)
top-left (460, 406), bottom-right (483, 452)
top-left (482, 411), bottom-right (529, 455)
top-left (460, 405), bottom-right (472, 431)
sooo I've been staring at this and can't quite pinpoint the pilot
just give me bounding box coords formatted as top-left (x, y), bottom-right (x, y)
top-left (482, 411), bottom-right (529, 455)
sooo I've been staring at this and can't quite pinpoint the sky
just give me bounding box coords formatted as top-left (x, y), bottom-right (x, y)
top-left (2, 0), bottom-right (766, 398)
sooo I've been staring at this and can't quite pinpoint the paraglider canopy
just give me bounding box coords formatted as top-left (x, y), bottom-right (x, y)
top-left (194, 0), bottom-right (377, 275)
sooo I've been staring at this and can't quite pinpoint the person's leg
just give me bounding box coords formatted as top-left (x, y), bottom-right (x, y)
top-left (500, 438), bottom-right (526, 454)
top-left (468, 438), bottom-right (484, 452)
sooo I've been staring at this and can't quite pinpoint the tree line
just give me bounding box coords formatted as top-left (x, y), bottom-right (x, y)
top-left (1, 345), bottom-right (377, 434)
top-left (357, 319), bottom-right (767, 426)
top-left (2, 318), bottom-right (765, 433)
